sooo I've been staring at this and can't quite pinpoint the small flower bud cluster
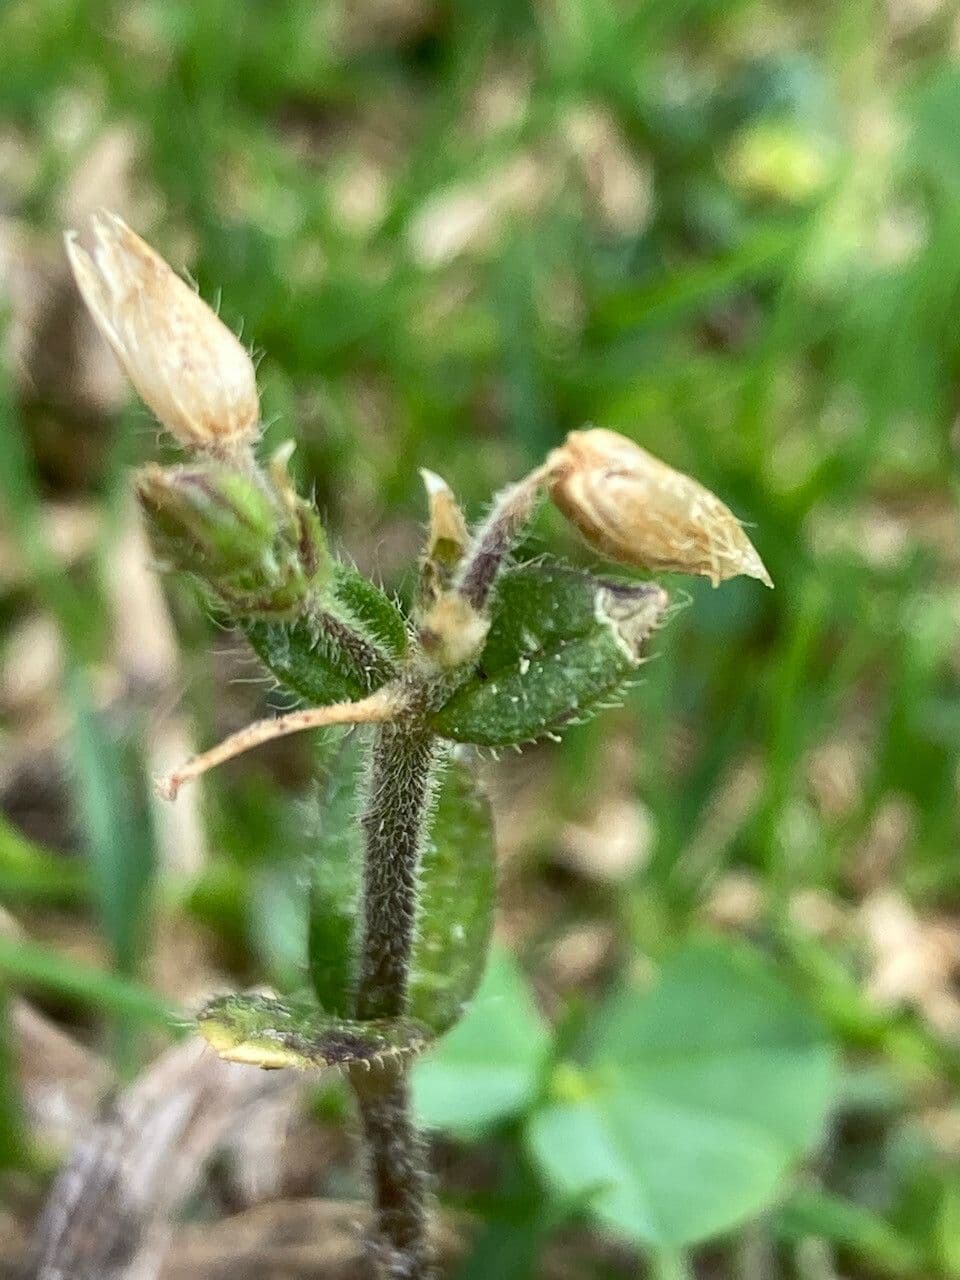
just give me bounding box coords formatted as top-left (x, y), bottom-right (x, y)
top-left (136, 456), bottom-right (328, 617)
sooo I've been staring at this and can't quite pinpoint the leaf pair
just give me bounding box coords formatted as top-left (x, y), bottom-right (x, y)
top-left (197, 746), bottom-right (496, 1070)
top-left (247, 559), bottom-right (668, 749)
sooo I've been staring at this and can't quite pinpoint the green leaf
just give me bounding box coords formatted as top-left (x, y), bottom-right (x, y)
top-left (244, 561), bottom-right (406, 705)
top-left (307, 744), bottom-right (495, 1030)
top-left (250, 863), bottom-right (309, 991)
top-left (197, 991), bottom-right (430, 1070)
top-left (0, 815), bottom-right (87, 905)
top-left (776, 1186), bottom-right (920, 1275)
top-left (309, 730), bottom-right (364, 1016)
top-left (0, 934), bottom-right (178, 1030)
top-left (413, 947), bottom-right (552, 1133)
top-left (66, 667), bottom-right (155, 980)
top-left (0, 989), bottom-right (26, 1170)
top-left (332, 561), bottom-right (409, 661)
top-left (430, 565), bottom-right (667, 746)
top-left (526, 939), bottom-right (838, 1249)
top-left (408, 753), bottom-right (496, 1034)
top-left (67, 678), bottom-right (152, 974)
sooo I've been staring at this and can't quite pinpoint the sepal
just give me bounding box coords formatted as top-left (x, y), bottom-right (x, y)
top-left (137, 460), bottom-right (329, 617)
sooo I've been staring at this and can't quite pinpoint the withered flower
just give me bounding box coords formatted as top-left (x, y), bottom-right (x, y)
top-left (546, 428), bottom-right (772, 587)
top-left (64, 211), bottom-right (258, 453)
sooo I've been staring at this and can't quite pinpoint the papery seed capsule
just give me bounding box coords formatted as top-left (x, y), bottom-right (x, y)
top-left (546, 428), bottom-right (772, 587)
top-left (64, 211), bottom-right (259, 453)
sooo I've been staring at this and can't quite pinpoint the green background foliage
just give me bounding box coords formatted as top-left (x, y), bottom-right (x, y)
top-left (2, 0), bottom-right (960, 1274)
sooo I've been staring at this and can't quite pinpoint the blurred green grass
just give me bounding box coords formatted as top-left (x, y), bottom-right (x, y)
top-left (2, 0), bottom-right (960, 1275)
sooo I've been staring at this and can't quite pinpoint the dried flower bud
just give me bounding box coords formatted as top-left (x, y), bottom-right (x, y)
top-left (546, 428), bottom-right (772, 588)
top-left (420, 468), bottom-right (468, 567)
top-left (64, 211), bottom-right (258, 453)
top-left (419, 592), bottom-right (490, 669)
top-left (418, 468), bottom-right (469, 608)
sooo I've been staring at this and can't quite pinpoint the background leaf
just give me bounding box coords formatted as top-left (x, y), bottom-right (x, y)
top-left (526, 939), bottom-right (838, 1248)
top-left (0, 990), bottom-right (26, 1171)
top-left (0, 935), bottom-right (178, 1030)
top-left (413, 946), bottom-right (552, 1134)
top-left (66, 670), bottom-right (155, 983)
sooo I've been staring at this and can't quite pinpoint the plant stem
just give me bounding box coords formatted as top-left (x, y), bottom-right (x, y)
top-left (353, 720), bottom-right (437, 1278)
top-left (353, 1067), bottom-right (430, 1279)
top-left (457, 468), bottom-right (545, 610)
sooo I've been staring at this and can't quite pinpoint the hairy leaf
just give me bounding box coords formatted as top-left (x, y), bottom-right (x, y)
top-left (332, 562), bottom-right (409, 661)
top-left (430, 564), bottom-right (668, 746)
top-left (306, 746), bottom-right (496, 1034)
top-left (244, 561), bottom-right (406, 705)
top-left (197, 991), bottom-right (431, 1070)
top-left (309, 731), bottom-right (364, 1016)
top-left (408, 754), bottom-right (495, 1034)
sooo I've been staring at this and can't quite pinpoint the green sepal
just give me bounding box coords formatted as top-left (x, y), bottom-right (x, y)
top-left (408, 754), bottom-right (495, 1034)
top-left (197, 991), bottom-right (431, 1071)
top-left (308, 731), bottom-right (364, 1016)
top-left (137, 462), bottom-right (330, 618)
top-left (430, 564), bottom-right (668, 746)
top-left (243, 561), bottom-right (408, 705)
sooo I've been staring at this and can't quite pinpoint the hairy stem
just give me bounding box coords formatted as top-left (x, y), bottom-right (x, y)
top-left (457, 466), bottom-right (546, 610)
top-left (356, 723), bottom-right (436, 1021)
top-left (353, 1067), bottom-right (430, 1280)
top-left (353, 720), bottom-right (437, 1278)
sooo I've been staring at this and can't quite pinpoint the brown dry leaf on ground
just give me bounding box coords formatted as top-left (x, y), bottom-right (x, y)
top-left (31, 1037), bottom-right (303, 1280)
top-left (546, 922), bottom-right (616, 993)
top-left (157, 1199), bottom-right (462, 1280)
top-left (806, 734), bottom-right (869, 821)
top-left (704, 871), bottom-right (766, 931)
top-left (559, 104), bottom-right (655, 236)
top-left (0, 502), bottom-right (99, 595)
top-left (679, 758), bottom-right (763, 887)
top-left (13, 1001), bottom-right (112, 1155)
top-left (860, 890), bottom-right (960, 1036)
top-left (557, 796), bottom-right (653, 882)
top-left (406, 152), bottom-right (556, 268)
